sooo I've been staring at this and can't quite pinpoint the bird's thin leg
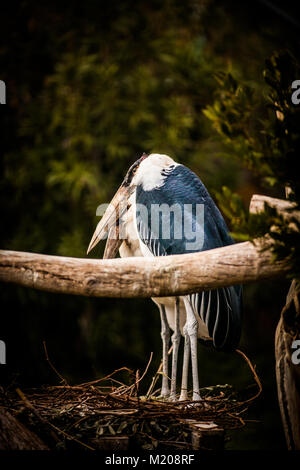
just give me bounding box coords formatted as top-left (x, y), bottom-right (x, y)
top-left (169, 297), bottom-right (181, 401)
top-left (183, 298), bottom-right (201, 401)
top-left (158, 304), bottom-right (170, 398)
top-left (179, 323), bottom-right (190, 401)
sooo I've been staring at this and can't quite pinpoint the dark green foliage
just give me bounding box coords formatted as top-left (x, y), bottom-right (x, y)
top-left (215, 186), bottom-right (271, 241)
top-left (204, 51), bottom-right (300, 280)
top-left (1, 16), bottom-right (228, 257)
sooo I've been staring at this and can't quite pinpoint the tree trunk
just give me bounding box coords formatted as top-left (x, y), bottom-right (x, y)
top-left (0, 408), bottom-right (49, 450)
top-left (275, 280), bottom-right (300, 450)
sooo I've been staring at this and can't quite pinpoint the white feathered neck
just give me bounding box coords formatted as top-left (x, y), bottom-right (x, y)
top-left (132, 153), bottom-right (178, 191)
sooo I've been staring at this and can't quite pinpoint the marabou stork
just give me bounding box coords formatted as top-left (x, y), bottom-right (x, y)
top-left (87, 153), bottom-right (242, 401)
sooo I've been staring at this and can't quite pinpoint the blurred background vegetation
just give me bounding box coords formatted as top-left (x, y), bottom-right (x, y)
top-left (1, 0), bottom-right (300, 450)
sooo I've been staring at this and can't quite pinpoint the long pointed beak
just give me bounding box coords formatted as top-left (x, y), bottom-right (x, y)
top-left (87, 184), bottom-right (133, 255)
top-left (103, 225), bottom-right (123, 259)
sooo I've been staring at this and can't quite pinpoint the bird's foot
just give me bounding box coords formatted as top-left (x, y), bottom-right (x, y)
top-left (168, 393), bottom-right (178, 402)
top-left (192, 391), bottom-right (202, 401)
top-left (181, 400), bottom-right (206, 410)
top-left (158, 389), bottom-right (170, 400)
top-left (179, 387), bottom-right (188, 401)
top-left (184, 398), bottom-right (211, 410)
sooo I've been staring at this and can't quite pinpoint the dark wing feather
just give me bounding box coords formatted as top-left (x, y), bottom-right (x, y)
top-left (136, 164), bottom-right (242, 351)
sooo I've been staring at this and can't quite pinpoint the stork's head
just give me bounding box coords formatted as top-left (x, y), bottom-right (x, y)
top-left (121, 152), bottom-right (149, 188)
top-left (87, 153), bottom-right (176, 254)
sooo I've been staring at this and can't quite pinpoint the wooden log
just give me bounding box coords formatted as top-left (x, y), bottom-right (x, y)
top-left (0, 408), bottom-right (49, 450)
top-left (275, 280), bottom-right (300, 450)
top-left (183, 420), bottom-right (224, 451)
top-left (0, 240), bottom-right (291, 299)
top-left (255, 193), bottom-right (300, 449)
top-left (250, 194), bottom-right (300, 223)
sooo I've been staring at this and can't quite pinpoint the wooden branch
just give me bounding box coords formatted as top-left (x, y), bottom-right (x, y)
top-left (250, 194), bottom-right (300, 222)
top-left (275, 280), bottom-right (300, 450)
top-left (0, 408), bottom-right (49, 450)
top-left (261, 192), bottom-right (300, 449)
top-left (0, 239), bottom-right (291, 299)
